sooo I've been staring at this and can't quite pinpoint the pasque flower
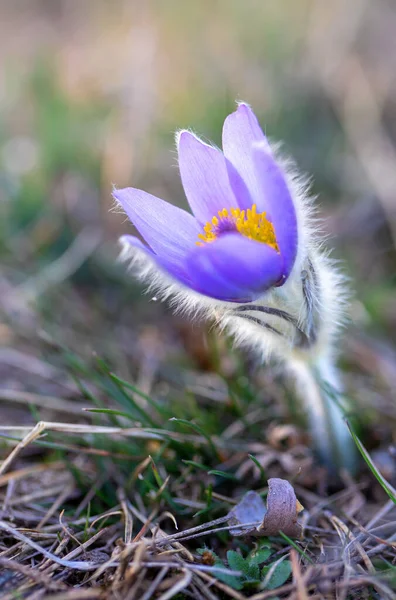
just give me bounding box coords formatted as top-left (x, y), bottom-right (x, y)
top-left (114, 102), bottom-right (338, 359)
top-left (113, 103), bottom-right (298, 304)
top-left (113, 103), bottom-right (355, 474)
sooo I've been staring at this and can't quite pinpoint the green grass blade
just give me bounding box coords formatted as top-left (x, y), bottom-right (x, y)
top-left (84, 408), bottom-right (138, 421)
top-left (279, 532), bottom-right (314, 564)
top-left (347, 420), bottom-right (396, 504)
top-left (208, 470), bottom-right (238, 481)
top-left (170, 418), bottom-right (221, 460)
top-left (110, 372), bottom-right (171, 419)
top-left (248, 454), bottom-right (266, 481)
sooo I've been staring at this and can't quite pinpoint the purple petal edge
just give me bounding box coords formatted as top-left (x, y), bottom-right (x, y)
top-left (113, 187), bottom-right (200, 266)
top-left (252, 144), bottom-right (298, 280)
top-left (222, 103), bottom-right (271, 213)
top-left (120, 234), bottom-right (192, 285)
top-left (177, 130), bottom-right (239, 224)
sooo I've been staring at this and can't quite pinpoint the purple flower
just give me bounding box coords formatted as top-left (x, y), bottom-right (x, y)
top-left (113, 103), bottom-right (298, 303)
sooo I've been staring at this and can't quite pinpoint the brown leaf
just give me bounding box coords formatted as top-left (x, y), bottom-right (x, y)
top-left (227, 478), bottom-right (303, 538)
top-left (258, 478), bottom-right (302, 538)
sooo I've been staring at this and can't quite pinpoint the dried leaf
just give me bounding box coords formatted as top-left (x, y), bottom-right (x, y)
top-left (228, 490), bottom-right (266, 536)
top-left (267, 424), bottom-right (302, 449)
top-left (228, 478), bottom-right (303, 538)
top-left (258, 478), bottom-right (302, 538)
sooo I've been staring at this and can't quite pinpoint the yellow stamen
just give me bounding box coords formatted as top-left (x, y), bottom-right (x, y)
top-left (196, 204), bottom-right (279, 251)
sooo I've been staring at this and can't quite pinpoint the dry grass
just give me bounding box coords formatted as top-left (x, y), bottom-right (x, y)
top-left (0, 314), bottom-right (395, 598)
top-left (0, 427), bottom-right (395, 598)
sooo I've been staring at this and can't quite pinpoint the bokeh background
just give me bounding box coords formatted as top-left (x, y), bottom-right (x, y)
top-left (1, 0), bottom-right (396, 431)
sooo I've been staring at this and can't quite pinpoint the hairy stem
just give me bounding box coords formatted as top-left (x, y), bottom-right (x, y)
top-left (234, 305), bottom-right (310, 347)
top-left (288, 354), bottom-right (357, 474)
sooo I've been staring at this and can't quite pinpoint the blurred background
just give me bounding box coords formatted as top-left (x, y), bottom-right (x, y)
top-left (1, 0), bottom-right (396, 433)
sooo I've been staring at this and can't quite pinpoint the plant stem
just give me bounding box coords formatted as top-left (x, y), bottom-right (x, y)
top-left (288, 354), bottom-right (357, 475)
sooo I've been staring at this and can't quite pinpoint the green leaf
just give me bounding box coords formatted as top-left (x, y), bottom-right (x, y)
top-left (227, 550), bottom-right (248, 574)
top-left (249, 547), bottom-right (273, 565)
top-left (214, 569), bottom-right (244, 590)
top-left (212, 555), bottom-right (244, 590)
top-left (262, 560), bottom-right (292, 589)
top-left (242, 579), bottom-right (261, 590)
top-left (227, 551), bottom-right (259, 580)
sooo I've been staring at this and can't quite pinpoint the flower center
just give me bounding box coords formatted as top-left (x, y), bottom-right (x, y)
top-left (197, 204), bottom-right (279, 251)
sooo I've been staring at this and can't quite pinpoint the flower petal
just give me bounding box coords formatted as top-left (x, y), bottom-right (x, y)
top-left (177, 131), bottom-right (238, 224)
top-left (120, 234), bottom-right (192, 285)
top-left (222, 103), bottom-right (271, 212)
top-left (113, 188), bottom-right (201, 266)
top-left (185, 233), bottom-right (283, 302)
top-left (252, 144), bottom-right (298, 279)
